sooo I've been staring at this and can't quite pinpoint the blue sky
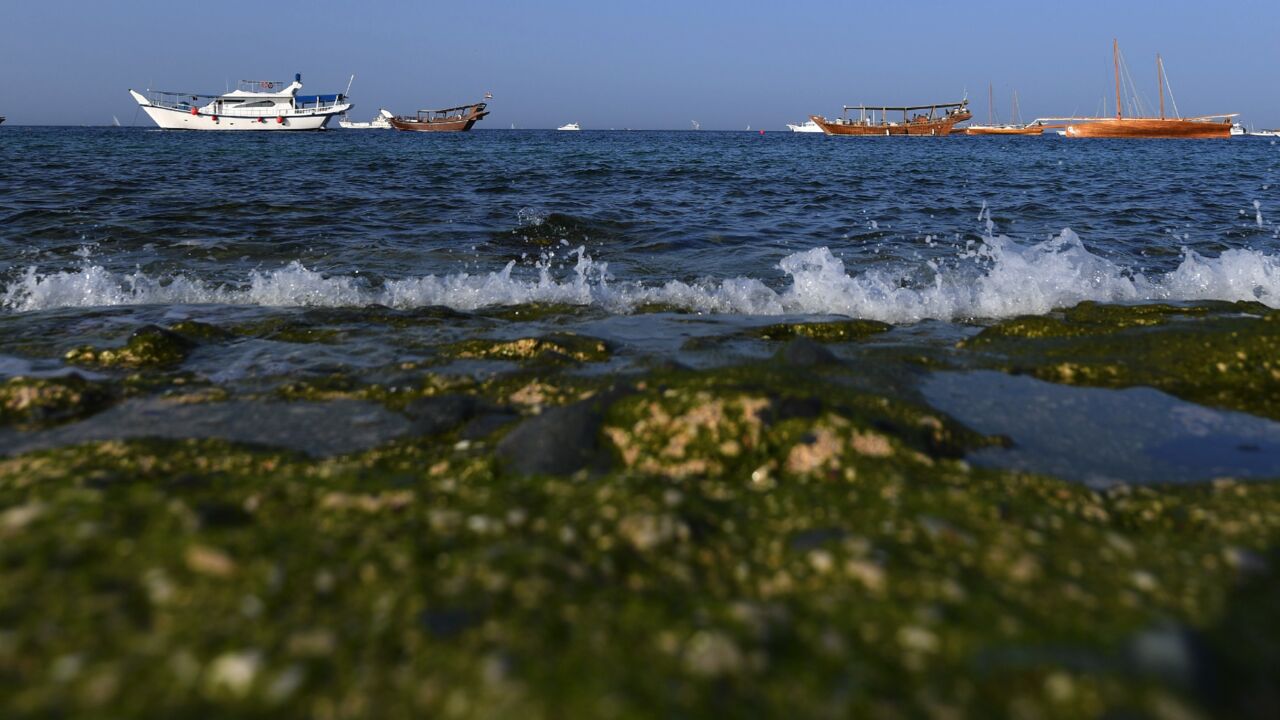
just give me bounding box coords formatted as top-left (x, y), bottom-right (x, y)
top-left (2, 0), bottom-right (1277, 128)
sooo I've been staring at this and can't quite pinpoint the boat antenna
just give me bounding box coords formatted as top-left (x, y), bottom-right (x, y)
top-left (1113, 38), bottom-right (1122, 119)
top-left (345, 74), bottom-right (355, 97)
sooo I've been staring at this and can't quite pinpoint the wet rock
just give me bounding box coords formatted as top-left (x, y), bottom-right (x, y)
top-left (403, 395), bottom-right (479, 436)
top-left (755, 319), bottom-right (891, 343)
top-left (444, 334), bottom-right (612, 364)
top-left (776, 337), bottom-right (840, 367)
top-left (496, 391), bottom-right (622, 476)
top-left (0, 374), bottom-right (112, 427)
top-left (65, 325), bottom-right (194, 369)
top-left (0, 399), bottom-right (409, 457)
top-left (458, 411), bottom-right (521, 440)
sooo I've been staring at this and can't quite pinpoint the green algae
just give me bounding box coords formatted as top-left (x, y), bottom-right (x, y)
top-left (441, 334), bottom-right (612, 364)
top-left (64, 325), bottom-right (195, 369)
top-left (1, 407), bottom-right (1278, 718)
top-left (4, 311), bottom-right (1280, 718)
top-left (0, 375), bottom-right (113, 427)
top-left (962, 302), bottom-right (1280, 420)
top-left (751, 319), bottom-right (892, 343)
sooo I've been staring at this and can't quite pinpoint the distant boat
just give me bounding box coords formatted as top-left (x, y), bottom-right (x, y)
top-left (112, 115), bottom-right (121, 127)
top-left (1046, 41), bottom-right (1234, 139)
top-left (0, 115), bottom-right (5, 125)
top-left (810, 100), bottom-right (972, 136)
top-left (964, 86), bottom-right (1045, 135)
top-left (786, 120), bottom-right (824, 133)
top-left (339, 108), bottom-right (394, 129)
top-left (691, 120), bottom-right (700, 131)
top-left (557, 122), bottom-right (581, 131)
top-left (129, 74), bottom-right (351, 131)
top-left (389, 102), bottom-right (489, 132)
top-left (1232, 123), bottom-right (1280, 138)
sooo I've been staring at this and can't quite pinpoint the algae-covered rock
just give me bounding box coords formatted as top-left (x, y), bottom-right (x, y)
top-left (0, 374), bottom-right (112, 427)
top-left (64, 325), bottom-right (194, 369)
top-left (443, 333), bottom-right (612, 364)
top-left (963, 302), bottom-right (1280, 420)
top-left (753, 318), bottom-right (891, 343)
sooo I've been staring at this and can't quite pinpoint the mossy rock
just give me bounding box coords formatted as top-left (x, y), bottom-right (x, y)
top-left (961, 302), bottom-right (1280, 420)
top-left (64, 325), bottom-right (194, 369)
top-left (752, 319), bottom-right (892, 343)
top-left (1, 428), bottom-right (1278, 717)
top-left (168, 320), bottom-right (234, 343)
top-left (0, 374), bottom-right (112, 427)
top-left (442, 333), bottom-right (612, 364)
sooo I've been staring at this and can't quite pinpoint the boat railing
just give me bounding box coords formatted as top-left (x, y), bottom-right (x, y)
top-left (238, 79), bottom-right (288, 93)
top-left (141, 90), bottom-right (347, 116)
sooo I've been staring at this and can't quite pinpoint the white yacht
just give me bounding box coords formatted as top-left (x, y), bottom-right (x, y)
top-left (787, 120), bottom-right (824, 133)
top-left (339, 109), bottom-right (394, 129)
top-left (129, 74), bottom-right (351, 131)
top-left (1233, 123), bottom-right (1280, 138)
top-left (557, 122), bottom-right (581, 131)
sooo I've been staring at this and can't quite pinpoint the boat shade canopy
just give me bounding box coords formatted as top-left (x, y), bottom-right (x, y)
top-left (294, 94), bottom-right (343, 105)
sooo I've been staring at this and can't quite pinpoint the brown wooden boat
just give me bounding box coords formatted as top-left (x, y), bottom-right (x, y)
top-left (389, 102), bottom-right (489, 132)
top-left (810, 101), bottom-right (972, 136)
top-left (1051, 41), bottom-right (1233, 139)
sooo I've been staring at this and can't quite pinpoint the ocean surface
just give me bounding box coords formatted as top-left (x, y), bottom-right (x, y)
top-left (2, 126), bottom-right (1279, 481)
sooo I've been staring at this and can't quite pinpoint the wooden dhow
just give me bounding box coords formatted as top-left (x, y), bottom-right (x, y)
top-left (1044, 40), bottom-right (1234, 139)
top-left (389, 102), bottom-right (489, 132)
top-left (810, 101), bottom-right (972, 136)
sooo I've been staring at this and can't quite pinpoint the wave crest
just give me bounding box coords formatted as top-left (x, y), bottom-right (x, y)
top-left (4, 230), bottom-right (1278, 322)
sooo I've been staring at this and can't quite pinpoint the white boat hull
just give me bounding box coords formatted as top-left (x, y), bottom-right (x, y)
top-left (131, 90), bottom-right (347, 131)
top-left (787, 122), bottom-right (824, 133)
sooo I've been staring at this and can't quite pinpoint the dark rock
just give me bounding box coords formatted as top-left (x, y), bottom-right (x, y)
top-left (419, 608), bottom-right (479, 639)
top-left (403, 395), bottom-right (479, 436)
top-left (770, 396), bottom-right (823, 423)
top-left (459, 412), bottom-right (521, 440)
top-left (495, 390), bottom-right (625, 476)
top-left (776, 338), bottom-right (840, 368)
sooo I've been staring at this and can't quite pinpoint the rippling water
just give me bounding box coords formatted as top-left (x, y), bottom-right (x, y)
top-left (2, 126), bottom-right (1279, 478)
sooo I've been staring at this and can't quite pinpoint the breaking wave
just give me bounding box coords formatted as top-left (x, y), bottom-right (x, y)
top-left (4, 230), bottom-right (1279, 323)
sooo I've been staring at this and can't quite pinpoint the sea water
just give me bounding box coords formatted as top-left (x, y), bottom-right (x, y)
top-left (2, 127), bottom-right (1278, 479)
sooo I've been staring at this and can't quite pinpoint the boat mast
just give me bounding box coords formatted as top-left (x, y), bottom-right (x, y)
top-left (1113, 38), bottom-right (1122, 119)
top-left (988, 83), bottom-right (994, 125)
top-left (1157, 54), bottom-right (1165, 120)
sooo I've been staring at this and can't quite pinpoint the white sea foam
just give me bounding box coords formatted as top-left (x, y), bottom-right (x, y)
top-left (4, 230), bottom-right (1279, 323)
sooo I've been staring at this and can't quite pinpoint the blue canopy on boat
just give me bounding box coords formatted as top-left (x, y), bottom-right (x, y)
top-left (294, 94), bottom-right (342, 106)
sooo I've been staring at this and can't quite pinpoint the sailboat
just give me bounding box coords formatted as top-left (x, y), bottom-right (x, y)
top-left (964, 86), bottom-right (1044, 135)
top-left (1049, 40), bottom-right (1234, 139)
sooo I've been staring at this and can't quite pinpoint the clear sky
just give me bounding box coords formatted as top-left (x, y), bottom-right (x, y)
top-left (2, 0), bottom-right (1277, 129)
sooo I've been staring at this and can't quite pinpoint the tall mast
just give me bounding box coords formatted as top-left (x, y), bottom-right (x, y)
top-left (1113, 38), bottom-right (1122, 119)
top-left (1012, 90), bottom-right (1021, 125)
top-left (988, 83), bottom-right (994, 124)
top-left (1157, 53), bottom-right (1165, 120)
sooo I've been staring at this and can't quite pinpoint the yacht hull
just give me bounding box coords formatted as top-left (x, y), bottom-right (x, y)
top-left (131, 91), bottom-right (345, 131)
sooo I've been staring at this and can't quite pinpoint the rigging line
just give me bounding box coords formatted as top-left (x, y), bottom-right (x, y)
top-left (1117, 46), bottom-right (1147, 117)
top-left (1162, 58), bottom-right (1182, 119)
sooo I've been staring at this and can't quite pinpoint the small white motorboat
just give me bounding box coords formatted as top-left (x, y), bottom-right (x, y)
top-left (557, 122), bottom-right (581, 131)
top-left (786, 120), bottom-right (824, 133)
top-left (129, 74), bottom-right (352, 131)
top-left (339, 109), bottom-right (394, 129)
